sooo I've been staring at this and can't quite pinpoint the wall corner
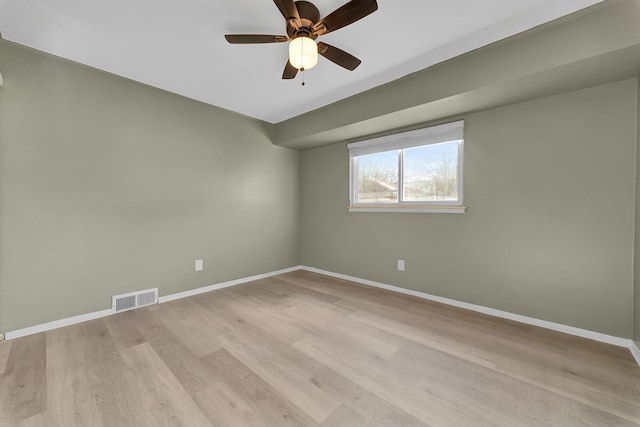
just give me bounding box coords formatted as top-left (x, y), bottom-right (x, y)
top-left (634, 76), bottom-right (640, 345)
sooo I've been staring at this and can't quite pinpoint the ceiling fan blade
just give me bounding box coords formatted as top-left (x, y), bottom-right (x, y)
top-left (225, 34), bottom-right (288, 44)
top-left (317, 42), bottom-right (361, 71)
top-left (314, 0), bottom-right (378, 35)
top-left (273, 0), bottom-right (301, 28)
top-left (282, 60), bottom-right (298, 79)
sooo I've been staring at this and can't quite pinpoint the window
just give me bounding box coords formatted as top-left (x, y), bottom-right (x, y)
top-left (348, 120), bottom-right (465, 213)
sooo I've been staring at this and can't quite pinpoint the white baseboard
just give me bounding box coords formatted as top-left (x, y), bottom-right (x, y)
top-left (158, 266), bottom-right (302, 303)
top-left (301, 266), bottom-right (640, 365)
top-left (630, 341), bottom-right (640, 366)
top-left (5, 265), bottom-right (302, 341)
top-left (5, 309), bottom-right (114, 341)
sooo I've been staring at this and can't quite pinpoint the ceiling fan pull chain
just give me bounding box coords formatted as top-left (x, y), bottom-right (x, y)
top-left (300, 38), bottom-right (306, 86)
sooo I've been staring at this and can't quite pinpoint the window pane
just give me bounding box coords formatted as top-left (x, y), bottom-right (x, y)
top-left (403, 141), bottom-right (459, 202)
top-left (357, 150), bottom-right (399, 203)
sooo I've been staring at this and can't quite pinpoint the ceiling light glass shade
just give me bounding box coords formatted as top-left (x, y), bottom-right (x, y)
top-left (289, 37), bottom-right (318, 70)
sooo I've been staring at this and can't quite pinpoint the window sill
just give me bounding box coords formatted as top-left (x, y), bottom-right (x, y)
top-left (348, 205), bottom-right (467, 214)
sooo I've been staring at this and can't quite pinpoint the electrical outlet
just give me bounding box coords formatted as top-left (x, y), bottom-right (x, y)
top-left (195, 259), bottom-right (204, 272)
top-left (397, 259), bottom-right (405, 271)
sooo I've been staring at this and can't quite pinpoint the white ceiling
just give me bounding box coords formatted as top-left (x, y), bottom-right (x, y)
top-left (0, 0), bottom-right (603, 123)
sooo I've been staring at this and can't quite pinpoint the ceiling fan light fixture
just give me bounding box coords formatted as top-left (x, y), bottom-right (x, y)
top-left (289, 36), bottom-right (318, 70)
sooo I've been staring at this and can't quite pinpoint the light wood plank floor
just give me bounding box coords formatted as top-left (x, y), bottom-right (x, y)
top-left (1, 270), bottom-right (639, 426)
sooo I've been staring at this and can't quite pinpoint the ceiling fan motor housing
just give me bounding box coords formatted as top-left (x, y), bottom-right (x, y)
top-left (286, 1), bottom-right (321, 39)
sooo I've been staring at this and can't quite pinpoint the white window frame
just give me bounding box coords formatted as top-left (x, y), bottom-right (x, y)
top-left (348, 120), bottom-right (466, 213)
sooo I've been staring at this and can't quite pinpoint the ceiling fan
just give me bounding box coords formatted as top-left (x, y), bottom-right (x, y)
top-left (225, 0), bottom-right (378, 80)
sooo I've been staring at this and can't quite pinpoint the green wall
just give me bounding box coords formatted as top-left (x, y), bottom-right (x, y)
top-left (0, 41), bottom-right (300, 332)
top-left (300, 80), bottom-right (637, 338)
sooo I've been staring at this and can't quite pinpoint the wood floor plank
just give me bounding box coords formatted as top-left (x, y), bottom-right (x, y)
top-left (200, 288), bottom-right (307, 345)
top-left (151, 298), bottom-right (227, 358)
top-left (292, 334), bottom-right (484, 426)
top-left (0, 334), bottom-right (47, 424)
top-left (321, 404), bottom-right (370, 427)
top-left (103, 311), bottom-right (147, 351)
top-left (282, 307), bottom-right (400, 368)
top-left (344, 307), bottom-right (498, 369)
top-left (119, 342), bottom-right (213, 426)
top-left (72, 319), bottom-right (161, 427)
top-left (310, 367), bottom-right (431, 427)
top-left (228, 278), bottom-right (293, 307)
top-left (198, 380), bottom-right (270, 426)
top-left (0, 341), bottom-right (11, 375)
top-left (144, 324), bottom-right (219, 398)
top-left (18, 412), bottom-right (50, 427)
top-left (42, 324), bottom-right (103, 426)
top-left (200, 348), bottom-right (319, 426)
top-left (195, 291), bottom-right (343, 422)
top-left (210, 318), bottom-right (342, 422)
